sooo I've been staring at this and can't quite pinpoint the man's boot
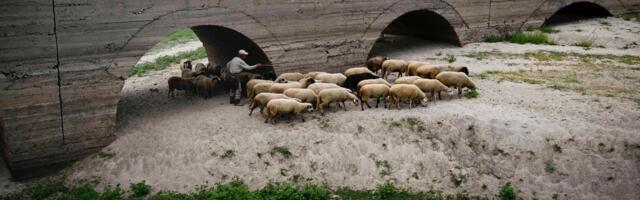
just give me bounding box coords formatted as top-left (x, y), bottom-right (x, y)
top-left (229, 95), bottom-right (235, 104)
top-left (233, 98), bottom-right (245, 106)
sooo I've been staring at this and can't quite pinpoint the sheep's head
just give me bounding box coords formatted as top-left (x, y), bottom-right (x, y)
top-left (275, 78), bottom-right (288, 83)
top-left (419, 97), bottom-right (429, 107)
top-left (302, 103), bottom-right (313, 112)
top-left (352, 98), bottom-right (360, 106)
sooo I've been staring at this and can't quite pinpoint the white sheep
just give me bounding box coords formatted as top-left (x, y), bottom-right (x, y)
top-left (406, 61), bottom-right (430, 76)
top-left (275, 72), bottom-right (304, 83)
top-left (265, 99), bottom-right (313, 124)
top-left (268, 77), bottom-right (315, 93)
top-left (381, 59), bottom-right (409, 80)
top-left (283, 88), bottom-right (318, 108)
top-left (303, 71), bottom-right (326, 79)
top-left (413, 78), bottom-right (448, 100)
top-left (307, 82), bottom-right (342, 94)
top-left (435, 72), bottom-right (476, 97)
top-left (344, 67), bottom-right (375, 77)
top-left (394, 76), bottom-right (422, 84)
top-left (317, 88), bottom-right (359, 113)
top-left (314, 73), bottom-right (347, 86)
top-left (249, 93), bottom-right (300, 116)
top-left (358, 84), bottom-right (390, 110)
top-left (357, 78), bottom-right (391, 90)
top-left (252, 82), bottom-right (276, 99)
top-left (247, 79), bottom-right (273, 101)
top-left (388, 84), bottom-right (427, 109)
top-left (416, 64), bottom-right (469, 79)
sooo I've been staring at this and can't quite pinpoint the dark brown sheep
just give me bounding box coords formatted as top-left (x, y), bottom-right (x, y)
top-left (367, 56), bottom-right (388, 73)
top-left (168, 77), bottom-right (196, 98)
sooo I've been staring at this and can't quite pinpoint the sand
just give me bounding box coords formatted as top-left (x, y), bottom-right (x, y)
top-left (2, 17), bottom-right (639, 199)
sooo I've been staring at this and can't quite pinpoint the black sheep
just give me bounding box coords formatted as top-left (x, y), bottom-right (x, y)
top-left (344, 73), bottom-right (380, 91)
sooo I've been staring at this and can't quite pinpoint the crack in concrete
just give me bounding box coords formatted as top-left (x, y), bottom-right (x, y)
top-left (51, 0), bottom-right (65, 145)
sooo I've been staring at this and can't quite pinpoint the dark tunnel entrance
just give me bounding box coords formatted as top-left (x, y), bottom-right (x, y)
top-left (545, 2), bottom-right (612, 25)
top-left (191, 25), bottom-right (272, 68)
top-left (368, 9), bottom-right (461, 59)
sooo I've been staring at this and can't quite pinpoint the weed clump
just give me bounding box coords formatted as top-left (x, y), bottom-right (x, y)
top-left (270, 146), bottom-right (293, 159)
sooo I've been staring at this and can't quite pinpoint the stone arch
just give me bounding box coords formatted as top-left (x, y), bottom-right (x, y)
top-left (109, 6), bottom-right (285, 79)
top-left (523, 0), bottom-right (620, 28)
top-left (361, 0), bottom-right (467, 58)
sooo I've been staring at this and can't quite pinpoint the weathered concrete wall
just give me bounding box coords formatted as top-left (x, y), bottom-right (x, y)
top-left (1, 0), bottom-right (638, 178)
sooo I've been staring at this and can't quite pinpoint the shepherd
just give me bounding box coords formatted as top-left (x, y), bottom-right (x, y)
top-left (225, 49), bottom-right (262, 106)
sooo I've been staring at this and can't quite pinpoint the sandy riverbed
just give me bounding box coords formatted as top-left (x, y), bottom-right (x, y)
top-left (2, 17), bottom-right (639, 199)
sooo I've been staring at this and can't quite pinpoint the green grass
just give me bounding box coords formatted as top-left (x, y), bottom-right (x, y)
top-left (382, 117), bottom-right (426, 132)
top-left (465, 89), bottom-right (479, 99)
top-left (130, 47), bottom-right (207, 77)
top-left (98, 149), bottom-right (115, 159)
top-left (485, 35), bottom-right (503, 43)
top-left (544, 160), bottom-right (557, 173)
top-left (148, 29), bottom-right (198, 53)
top-left (270, 146), bottom-right (293, 159)
top-left (509, 32), bottom-right (552, 45)
top-left (5, 178), bottom-right (515, 200)
top-left (221, 149), bottom-right (236, 159)
top-left (574, 40), bottom-right (593, 48)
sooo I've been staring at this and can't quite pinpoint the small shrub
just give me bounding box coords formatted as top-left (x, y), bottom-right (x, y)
top-left (552, 144), bottom-right (562, 153)
top-left (98, 149), bottom-right (115, 159)
top-left (465, 89), bottom-right (479, 99)
top-left (574, 40), bottom-right (593, 48)
top-left (259, 182), bottom-right (303, 199)
top-left (301, 184), bottom-right (331, 200)
top-left (449, 173), bottom-right (466, 187)
top-left (221, 149), bottom-right (235, 159)
top-left (29, 179), bottom-right (68, 200)
top-left (130, 180), bottom-right (151, 197)
top-left (270, 146), bottom-right (293, 159)
top-left (209, 178), bottom-right (258, 200)
top-left (375, 160), bottom-right (392, 177)
top-left (374, 181), bottom-right (397, 199)
top-left (509, 32), bottom-right (551, 45)
top-left (498, 182), bottom-right (516, 200)
top-left (485, 35), bottom-right (503, 43)
top-left (544, 160), bottom-right (556, 173)
top-left (100, 184), bottom-right (124, 200)
top-left (447, 54), bottom-right (457, 63)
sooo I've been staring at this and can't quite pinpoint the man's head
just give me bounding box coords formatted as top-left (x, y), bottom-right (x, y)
top-left (238, 49), bottom-right (249, 59)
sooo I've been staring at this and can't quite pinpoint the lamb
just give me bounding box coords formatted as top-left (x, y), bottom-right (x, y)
top-left (416, 64), bottom-right (469, 79)
top-left (358, 84), bottom-right (390, 110)
top-left (168, 77), bottom-right (196, 98)
top-left (194, 63), bottom-right (206, 75)
top-left (283, 88), bottom-right (318, 108)
top-left (366, 56), bottom-right (388, 73)
top-left (317, 88), bottom-right (359, 113)
top-left (307, 82), bottom-right (342, 94)
top-left (381, 59), bottom-right (409, 80)
top-left (314, 73), bottom-right (347, 86)
top-left (181, 68), bottom-right (195, 79)
top-left (268, 78), bottom-right (315, 93)
top-left (435, 72), bottom-right (476, 96)
top-left (264, 99), bottom-right (313, 124)
top-left (406, 61), bottom-right (430, 76)
top-left (344, 67), bottom-right (374, 77)
top-left (276, 72), bottom-right (304, 83)
top-left (413, 78), bottom-right (448, 100)
top-left (387, 84), bottom-right (427, 109)
top-left (343, 72), bottom-right (380, 91)
top-left (303, 72), bottom-right (326, 79)
top-left (247, 79), bottom-right (274, 101)
top-left (394, 76), bottom-right (422, 84)
top-left (357, 78), bottom-right (391, 90)
top-left (249, 93), bottom-right (300, 116)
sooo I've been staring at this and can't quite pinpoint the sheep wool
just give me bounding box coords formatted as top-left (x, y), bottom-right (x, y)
top-left (413, 78), bottom-right (448, 100)
top-left (394, 76), bottom-right (422, 84)
top-left (381, 59), bottom-right (409, 80)
top-left (435, 72), bottom-right (476, 96)
top-left (249, 93), bottom-right (300, 116)
top-left (283, 88), bottom-right (318, 108)
top-left (358, 84), bottom-right (390, 110)
top-left (388, 84), bottom-right (427, 109)
top-left (317, 88), bottom-right (359, 113)
top-left (357, 78), bottom-right (391, 90)
top-left (265, 99), bottom-right (313, 124)
top-left (314, 73), bottom-right (347, 86)
top-left (344, 67), bottom-right (375, 77)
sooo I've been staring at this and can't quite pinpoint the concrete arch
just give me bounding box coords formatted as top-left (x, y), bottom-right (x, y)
top-left (109, 6), bottom-right (285, 79)
top-left (523, 0), bottom-right (622, 28)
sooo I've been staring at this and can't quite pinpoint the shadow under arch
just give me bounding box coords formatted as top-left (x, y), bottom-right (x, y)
top-left (367, 9), bottom-right (462, 59)
top-left (545, 1), bottom-right (613, 25)
top-left (191, 25), bottom-right (272, 68)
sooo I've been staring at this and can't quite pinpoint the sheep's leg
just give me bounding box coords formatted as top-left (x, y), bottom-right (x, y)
top-left (458, 87), bottom-right (463, 96)
top-left (360, 98), bottom-right (365, 111)
top-left (264, 115), bottom-right (269, 123)
top-left (342, 101), bottom-right (348, 111)
top-left (249, 104), bottom-right (256, 116)
top-left (300, 115), bottom-right (305, 122)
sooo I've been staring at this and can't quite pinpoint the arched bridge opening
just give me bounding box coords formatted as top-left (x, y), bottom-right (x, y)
top-left (545, 2), bottom-right (612, 25)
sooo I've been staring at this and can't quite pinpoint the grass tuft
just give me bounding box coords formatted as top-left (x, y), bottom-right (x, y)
top-left (465, 89), bottom-right (479, 99)
top-left (130, 47), bottom-right (207, 77)
top-left (509, 32), bottom-right (552, 45)
top-left (498, 182), bottom-right (516, 200)
top-left (544, 160), bottom-right (557, 173)
top-left (270, 146), bottom-right (293, 159)
top-left (130, 180), bottom-right (151, 197)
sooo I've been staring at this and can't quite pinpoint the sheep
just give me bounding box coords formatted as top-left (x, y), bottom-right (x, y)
top-left (167, 77), bottom-right (196, 98)
top-left (358, 84), bottom-right (390, 110)
top-left (416, 64), bottom-right (469, 79)
top-left (394, 76), bottom-right (422, 84)
top-left (387, 84), bottom-right (427, 109)
top-left (275, 72), bottom-right (304, 83)
top-left (194, 63), bottom-right (206, 75)
top-left (435, 72), bottom-right (476, 97)
top-left (314, 73), bottom-right (347, 86)
top-left (406, 61), bottom-right (430, 76)
top-left (357, 78), bottom-right (391, 90)
top-left (413, 78), bottom-right (448, 100)
top-left (252, 82), bottom-right (276, 99)
top-left (344, 67), bottom-right (374, 77)
top-left (268, 77), bottom-right (315, 93)
top-left (283, 88), bottom-right (318, 109)
top-left (247, 79), bottom-right (274, 101)
top-left (343, 72), bottom-right (380, 91)
top-left (249, 93), bottom-right (300, 116)
top-left (317, 88), bottom-right (359, 113)
top-left (195, 76), bottom-right (220, 99)
top-left (204, 63), bottom-right (222, 77)
top-left (303, 71), bottom-right (326, 79)
top-left (381, 59), bottom-right (409, 80)
top-left (307, 82), bottom-right (342, 95)
top-left (366, 56), bottom-right (388, 73)
top-left (181, 68), bottom-right (195, 79)
top-left (182, 60), bottom-right (192, 70)
top-left (264, 99), bottom-right (313, 124)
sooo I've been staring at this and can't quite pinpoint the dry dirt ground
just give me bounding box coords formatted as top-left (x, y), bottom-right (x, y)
top-left (2, 17), bottom-right (640, 199)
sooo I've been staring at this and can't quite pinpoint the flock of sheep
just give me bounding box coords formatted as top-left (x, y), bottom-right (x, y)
top-left (167, 56), bottom-right (476, 124)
